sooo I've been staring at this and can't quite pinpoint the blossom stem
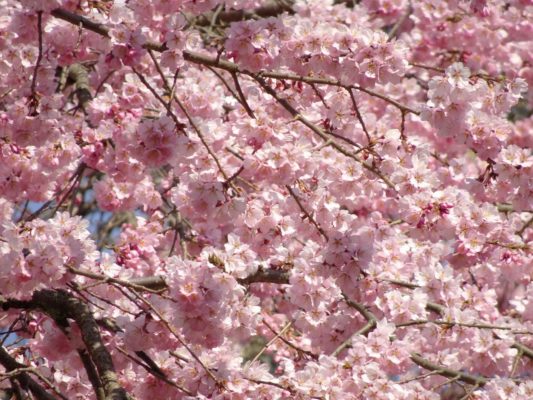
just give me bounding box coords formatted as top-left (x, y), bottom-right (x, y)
top-left (286, 185), bottom-right (329, 240)
top-left (410, 352), bottom-right (488, 386)
top-left (30, 11), bottom-right (43, 100)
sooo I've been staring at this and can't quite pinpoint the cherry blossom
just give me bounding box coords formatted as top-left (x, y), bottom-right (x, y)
top-left (0, 0), bottom-right (531, 399)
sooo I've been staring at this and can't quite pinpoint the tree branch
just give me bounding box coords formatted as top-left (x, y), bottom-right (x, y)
top-left (35, 291), bottom-right (129, 400)
top-left (59, 64), bottom-right (93, 112)
top-left (0, 347), bottom-right (57, 400)
top-left (347, 88), bottom-right (371, 144)
top-left (30, 11), bottom-right (44, 100)
top-left (51, 9), bottom-right (109, 37)
top-left (231, 72), bottom-right (256, 119)
top-left (193, 1), bottom-right (294, 26)
top-left (146, 49), bottom-right (231, 182)
top-left (286, 185), bottom-right (329, 240)
top-left (410, 352), bottom-right (488, 386)
top-left (48, 8), bottom-right (420, 116)
top-left (77, 349), bottom-right (105, 400)
top-left (387, 2), bottom-right (413, 41)
top-left (252, 75), bottom-right (397, 190)
top-left (237, 267), bottom-right (290, 285)
top-left (1, 290), bottom-right (130, 400)
top-left (183, 51), bottom-right (419, 115)
top-left (331, 295), bottom-right (377, 356)
top-left (67, 266), bottom-right (167, 294)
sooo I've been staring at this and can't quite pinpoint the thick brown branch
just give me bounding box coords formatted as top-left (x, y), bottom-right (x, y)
top-left (410, 353), bottom-right (487, 386)
top-left (1, 291), bottom-right (129, 400)
top-left (51, 9), bottom-right (109, 37)
top-left (128, 276), bottom-right (168, 291)
top-left (0, 347), bottom-right (57, 400)
top-left (238, 267), bottom-right (290, 285)
top-left (78, 349), bottom-right (105, 400)
top-left (32, 290), bottom-right (129, 400)
top-left (193, 1), bottom-right (294, 26)
top-left (63, 64), bottom-right (93, 111)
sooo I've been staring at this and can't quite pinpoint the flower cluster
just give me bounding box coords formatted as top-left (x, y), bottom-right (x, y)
top-left (132, 116), bottom-right (180, 167)
top-left (0, 212), bottom-right (98, 297)
top-left (0, 0), bottom-right (531, 399)
top-left (226, 13), bottom-right (409, 86)
top-left (422, 63), bottom-right (527, 159)
top-left (165, 257), bottom-right (260, 348)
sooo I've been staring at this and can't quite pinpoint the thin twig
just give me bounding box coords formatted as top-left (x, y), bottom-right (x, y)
top-left (24, 164), bottom-right (85, 222)
top-left (396, 319), bottom-right (532, 334)
top-left (516, 214), bottom-right (533, 237)
top-left (147, 49), bottom-right (230, 181)
top-left (30, 12), bottom-right (44, 98)
top-left (168, 225), bottom-right (180, 257)
top-left (182, 51), bottom-right (420, 115)
top-left (206, 66), bottom-right (243, 105)
top-left (49, 9), bottom-right (420, 115)
top-left (131, 65), bottom-right (185, 133)
top-left (512, 342), bottom-right (533, 361)
top-left (331, 295), bottom-right (377, 356)
top-left (231, 72), bottom-right (256, 118)
top-left (225, 146), bottom-right (245, 160)
top-left (325, 130), bottom-right (362, 149)
top-left (410, 63), bottom-right (445, 74)
top-left (458, 384), bottom-right (480, 400)
top-left (67, 266), bottom-right (167, 294)
top-left (347, 88), bottom-right (371, 144)
top-left (174, 92), bottom-right (231, 181)
top-left (127, 290), bottom-right (225, 389)
top-left (253, 75), bottom-right (396, 190)
top-left (486, 240), bottom-right (529, 251)
top-left (225, 165), bottom-right (245, 187)
top-left (431, 375), bottom-right (461, 391)
top-left (286, 185), bottom-right (328, 240)
top-left (387, 2), bottom-right (413, 41)
top-left (400, 110), bottom-right (407, 141)
top-left (509, 347), bottom-right (523, 378)
top-left (309, 83), bottom-right (329, 109)
top-left (114, 346), bottom-right (193, 395)
top-left (398, 370), bottom-right (441, 384)
top-left (245, 377), bottom-right (294, 394)
top-left (93, 70), bottom-right (115, 97)
top-left (248, 321), bottom-right (292, 367)
top-left (52, 163), bottom-right (85, 216)
top-left (263, 320), bottom-right (317, 360)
